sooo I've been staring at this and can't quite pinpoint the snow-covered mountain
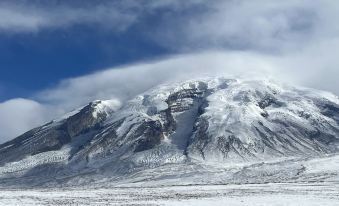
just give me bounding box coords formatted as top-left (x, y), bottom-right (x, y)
top-left (1, 77), bottom-right (339, 187)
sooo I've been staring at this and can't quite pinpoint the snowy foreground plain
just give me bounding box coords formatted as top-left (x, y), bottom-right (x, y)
top-left (1, 154), bottom-right (339, 206)
top-left (1, 152), bottom-right (339, 205)
top-left (0, 182), bottom-right (338, 206)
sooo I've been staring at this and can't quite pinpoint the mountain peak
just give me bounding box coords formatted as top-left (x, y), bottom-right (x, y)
top-left (1, 77), bottom-right (339, 187)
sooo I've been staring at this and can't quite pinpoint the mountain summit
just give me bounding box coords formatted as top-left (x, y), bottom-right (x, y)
top-left (1, 77), bottom-right (339, 187)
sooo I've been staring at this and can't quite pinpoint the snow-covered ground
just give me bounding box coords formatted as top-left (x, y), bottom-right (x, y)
top-left (0, 154), bottom-right (339, 205)
top-left (0, 182), bottom-right (338, 206)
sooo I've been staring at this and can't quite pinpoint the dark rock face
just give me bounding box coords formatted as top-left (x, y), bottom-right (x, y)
top-left (319, 103), bottom-right (339, 124)
top-left (187, 117), bottom-right (210, 159)
top-left (258, 95), bottom-right (280, 109)
top-left (133, 120), bottom-right (163, 153)
top-left (0, 101), bottom-right (108, 166)
top-left (162, 87), bottom-right (208, 150)
top-left (66, 101), bottom-right (108, 138)
top-left (0, 127), bottom-right (68, 166)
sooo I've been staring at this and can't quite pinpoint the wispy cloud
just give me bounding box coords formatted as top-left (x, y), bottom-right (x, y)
top-left (0, 98), bottom-right (47, 143)
top-left (0, 0), bottom-right (204, 33)
top-left (0, 1), bottom-right (138, 33)
top-left (149, 0), bottom-right (339, 53)
top-left (1, 0), bottom-right (338, 54)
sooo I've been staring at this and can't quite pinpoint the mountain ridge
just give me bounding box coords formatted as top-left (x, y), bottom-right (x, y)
top-left (1, 77), bottom-right (339, 187)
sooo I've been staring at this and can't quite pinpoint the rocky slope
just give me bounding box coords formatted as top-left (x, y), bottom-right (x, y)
top-left (0, 77), bottom-right (339, 187)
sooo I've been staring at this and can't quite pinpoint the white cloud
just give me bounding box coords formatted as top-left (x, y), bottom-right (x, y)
top-left (1, 0), bottom-right (338, 56)
top-left (0, 0), bottom-right (205, 33)
top-left (0, 2), bottom-right (138, 33)
top-left (36, 51), bottom-right (275, 110)
top-left (150, 0), bottom-right (339, 52)
top-left (0, 98), bottom-right (47, 143)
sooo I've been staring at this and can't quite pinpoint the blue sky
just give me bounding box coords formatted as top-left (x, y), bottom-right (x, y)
top-left (0, 24), bottom-right (170, 101)
top-left (0, 0), bottom-right (316, 100)
top-left (0, 1), bottom-right (177, 101)
top-left (1, 0), bottom-right (339, 142)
